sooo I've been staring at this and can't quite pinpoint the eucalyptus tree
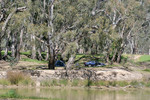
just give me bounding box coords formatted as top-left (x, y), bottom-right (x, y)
top-left (0, 0), bottom-right (27, 60)
top-left (100, 0), bottom-right (150, 63)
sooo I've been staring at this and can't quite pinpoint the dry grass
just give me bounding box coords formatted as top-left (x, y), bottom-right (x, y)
top-left (6, 71), bottom-right (33, 85)
top-left (0, 60), bottom-right (47, 70)
top-left (7, 71), bottom-right (25, 84)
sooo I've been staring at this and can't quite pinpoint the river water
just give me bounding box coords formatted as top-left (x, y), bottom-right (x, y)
top-left (0, 87), bottom-right (150, 100)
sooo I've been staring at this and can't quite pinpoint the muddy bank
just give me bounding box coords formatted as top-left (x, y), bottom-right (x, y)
top-left (0, 68), bottom-right (143, 81)
top-left (30, 69), bottom-right (143, 81)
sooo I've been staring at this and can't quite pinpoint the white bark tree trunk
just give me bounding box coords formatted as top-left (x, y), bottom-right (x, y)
top-left (47, 0), bottom-right (55, 69)
top-left (66, 55), bottom-right (75, 69)
top-left (31, 34), bottom-right (36, 59)
top-left (16, 27), bottom-right (24, 61)
top-left (11, 33), bottom-right (15, 57)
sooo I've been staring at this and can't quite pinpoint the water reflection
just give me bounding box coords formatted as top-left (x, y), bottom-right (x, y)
top-left (0, 88), bottom-right (150, 100)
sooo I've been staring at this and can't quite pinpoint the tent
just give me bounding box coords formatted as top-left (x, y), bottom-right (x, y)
top-left (55, 60), bottom-right (65, 67)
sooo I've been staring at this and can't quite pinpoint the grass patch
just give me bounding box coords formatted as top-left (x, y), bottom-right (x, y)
top-left (18, 77), bottom-right (35, 86)
top-left (0, 79), bottom-right (10, 86)
top-left (1, 51), bottom-right (12, 56)
top-left (130, 81), bottom-right (139, 86)
top-left (116, 81), bottom-right (129, 87)
top-left (41, 80), bottom-right (60, 87)
top-left (41, 80), bottom-right (52, 87)
top-left (139, 55), bottom-right (150, 62)
top-left (40, 80), bottom-right (132, 87)
top-left (0, 89), bottom-right (55, 99)
top-left (21, 58), bottom-right (47, 64)
top-left (145, 81), bottom-right (150, 87)
top-left (59, 79), bottom-right (68, 86)
top-left (143, 69), bottom-right (150, 72)
top-left (71, 80), bottom-right (79, 86)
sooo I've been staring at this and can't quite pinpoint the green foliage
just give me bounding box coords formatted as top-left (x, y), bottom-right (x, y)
top-left (0, 0), bottom-right (150, 67)
top-left (1, 51), bottom-right (12, 56)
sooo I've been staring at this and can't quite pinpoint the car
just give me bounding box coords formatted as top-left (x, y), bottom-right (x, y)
top-left (84, 61), bottom-right (105, 67)
top-left (96, 62), bottom-right (106, 67)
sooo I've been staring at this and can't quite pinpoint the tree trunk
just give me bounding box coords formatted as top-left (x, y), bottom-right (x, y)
top-left (111, 49), bottom-right (117, 64)
top-left (106, 52), bottom-right (110, 63)
top-left (66, 55), bottom-right (75, 70)
top-left (3, 31), bottom-right (11, 60)
top-left (45, 47), bottom-right (49, 60)
top-left (38, 48), bottom-right (43, 60)
top-left (11, 33), bottom-right (16, 58)
top-left (47, 0), bottom-right (55, 69)
top-left (48, 49), bottom-right (55, 69)
top-left (31, 34), bottom-right (36, 59)
top-left (117, 48), bottom-right (124, 63)
top-left (16, 27), bottom-right (24, 61)
top-left (0, 9), bottom-right (16, 60)
top-left (0, 6), bottom-right (26, 60)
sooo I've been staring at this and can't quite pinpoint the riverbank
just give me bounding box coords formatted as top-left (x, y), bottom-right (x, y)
top-left (0, 57), bottom-right (150, 90)
top-left (0, 68), bottom-right (149, 89)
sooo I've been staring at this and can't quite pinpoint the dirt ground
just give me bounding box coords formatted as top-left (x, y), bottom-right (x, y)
top-left (0, 60), bottom-right (47, 71)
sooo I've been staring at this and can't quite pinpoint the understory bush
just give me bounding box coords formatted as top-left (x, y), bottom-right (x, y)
top-left (7, 71), bottom-right (33, 85)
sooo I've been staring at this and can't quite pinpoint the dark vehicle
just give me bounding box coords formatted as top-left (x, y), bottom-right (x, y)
top-left (84, 61), bottom-right (105, 67)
